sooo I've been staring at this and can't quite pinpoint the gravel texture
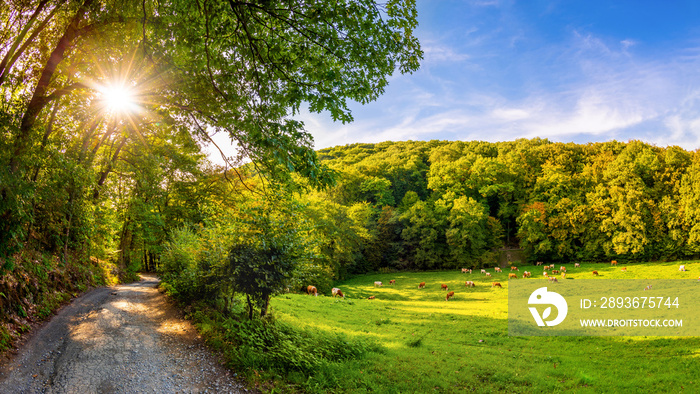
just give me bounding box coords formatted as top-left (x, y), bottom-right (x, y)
top-left (0, 274), bottom-right (251, 393)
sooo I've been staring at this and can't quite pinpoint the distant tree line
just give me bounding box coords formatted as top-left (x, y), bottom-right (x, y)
top-left (301, 139), bottom-right (700, 275)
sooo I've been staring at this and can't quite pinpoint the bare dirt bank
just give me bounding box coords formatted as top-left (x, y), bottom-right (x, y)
top-left (0, 274), bottom-right (250, 393)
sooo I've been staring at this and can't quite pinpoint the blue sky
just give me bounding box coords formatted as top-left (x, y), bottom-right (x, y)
top-left (297, 0), bottom-right (700, 151)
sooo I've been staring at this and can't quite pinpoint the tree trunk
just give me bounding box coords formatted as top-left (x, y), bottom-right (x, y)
top-left (260, 294), bottom-right (270, 317)
top-left (246, 294), bottom-right (253, 320)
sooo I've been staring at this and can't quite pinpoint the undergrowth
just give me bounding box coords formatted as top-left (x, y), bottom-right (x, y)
top-left (185, 304), bottom-right (384, 392)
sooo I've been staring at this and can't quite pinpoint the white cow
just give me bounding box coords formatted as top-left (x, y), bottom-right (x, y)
top-left (374, 281), bottom-right (383, 287)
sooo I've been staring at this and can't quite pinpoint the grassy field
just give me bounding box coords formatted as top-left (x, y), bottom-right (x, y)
top-left (271, 260), bottom-right (700, 393)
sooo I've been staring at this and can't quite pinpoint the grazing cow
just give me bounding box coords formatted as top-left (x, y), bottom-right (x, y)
top-left (679, 265), bottom-right (686, 272)
top-left (552, 270), bottom-right (559, 274)
top-left (307, 286), bottom-right (318, 296)
top-left (485, 272), bottom-right (492, 277)
top-left (481, 269), bottom-right (486, 274)
top-left (560, 266), bottom-right (566, 272)
top-left (644, 285), bottom-right (652, 291)
top-left (368, 296), bottom-right (375, 300)
top-left (543, 271), bottom-right (548, 278)
top-left (441, 284), bottom-right (449, 291)
top-left (446, 291), bottom-right (455, 301)
top-left (621, 267), bottom-right (627, 272)
top-left (332, 288), bottom-right (345, 298)
top-left (508, 273), bottom-right (518, 279)
top-left (492, 282), bottom-right (502, 288)
top-left (465, 281), bottom-right (475, 287)
top-left (592, 271), bottom-right (599, 276)
top-left (611, 260), bottom-right (618, 266)
top-left (418, 282), bottom-right (426, 289)
top-left (495, 267), bottom-right (502, 272)
top-left (374, 281), bottom-right (383, 287)
top-left (548, 277), bottom-right (559, 283)
top-left (461, 268), bottom-right (472, 273)
top-left (574, 263), bottom-right (581, 268)
top-left (523, 271), bottom-right (531, 278)
top-left (510, 266), bottom-right (519, 271)
top-left (389, 279), bottom-right (396, 285)
top-left (536, 261), bottom-right (543, 266)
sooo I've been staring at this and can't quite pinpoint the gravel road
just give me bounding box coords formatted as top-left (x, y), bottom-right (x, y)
top-left (0, 274), bottom-right (250, 393)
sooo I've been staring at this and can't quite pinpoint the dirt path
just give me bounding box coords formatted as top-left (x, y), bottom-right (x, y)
top-left (0, 274), bottom-right (249, 393)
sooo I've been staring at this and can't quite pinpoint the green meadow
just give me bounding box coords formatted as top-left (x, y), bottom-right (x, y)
top-left (271, 261), bottom-right (700, 393)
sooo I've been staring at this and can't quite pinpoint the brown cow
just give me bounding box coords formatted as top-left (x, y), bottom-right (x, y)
top-left (389, 279), bottom-right (396, 285)
top-left (465, 281), bottom-right (475, 287)
top-left (307, 286), bottom-right (318, 296)
top-left (510, 266), bottom-right (519, 271)
top-left (332, 288), bottom-right (344, 298)
top-left (446, 291), bottom-right (455, 301)
top-left (621, 267), bottom-right (627, 272)
top-left (441, 284), bottom-right (449, 291)
top-left (418, 282), bottom-right (426, 289)
top-left (494, 267), bottom-right (503, 272)
top-left (492, 282), bottom-right (502, 288)
top-left (611, 260), bottom-right (618, 266)
top-left (592, 271), bottom-right (599, 276)
top-left (508, 273), bottom-right (517, 279)
top-left (368, 296), bottom-right (375, 300)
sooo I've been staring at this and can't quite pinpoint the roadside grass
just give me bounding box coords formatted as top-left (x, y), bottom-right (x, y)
top-left (270, 260), bottom-right (700, 393)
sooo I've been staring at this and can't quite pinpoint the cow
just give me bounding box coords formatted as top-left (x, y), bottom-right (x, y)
top-left (485, 272), bottom-right (492, 277)
top-left (592, 271), bottom-right (599, 276)
top-left (621, 267), bottom-right (627, 272)
top-left (389, 279), bottom-right (396, 285)
top-left (643, 285), bottom-right (652, 291)
top-left (561, 272), bottom-right (566, 279)
top-left (611, 260), bottom-right (618, 266)
top-left (374, 281), bottom-right (383, 287)
top-left (481, 269), bottom-right (486, 274)
top-left (441, 284), bottom-right (449, 291)
top-left (465, 281), bottom-right (475, 287)
top-left (560, 266), bottom-right (566, 272)
top-left (510, 266), bottom-right (519, 271)
top-left (492, 282), bottom-right (502, 288)
top-left (446, 291), bottom-right (455, 301)
top-left (543, 271), bottom-right (548, 278)
top-left (307, 286), bottom-right (318, 296)
top-left (548, 277), bottom-right (559, 283)
top-left (574, 263), bottom-right (580, 268)
top-left (535, 261), bottom-right (543, 266)
top-left (368, 296), bottom-right (375, 300)
top-left (508, 273), bottom-right (518, 279)
top-left (679, 265), bottom-right (686, 272)
top-left (461, 268), bottom-right (472, 273)
top-left (523, 271), bottom-right (531, 278)
top-left (419, 282), bottom-right (426, 289)
top-left (552, 270), bottom-right (559, 274)
top-left (332, 288), bottom-right (344, 298)
top-left (495, 267), bottom-right (503, 272)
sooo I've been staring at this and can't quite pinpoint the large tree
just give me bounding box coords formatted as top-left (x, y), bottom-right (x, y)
top-left (0, 0), bottom-right (423, 261)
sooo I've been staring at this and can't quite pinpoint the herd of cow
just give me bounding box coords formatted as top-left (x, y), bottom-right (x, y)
top-left (304, 261), bottom-right (696, 301)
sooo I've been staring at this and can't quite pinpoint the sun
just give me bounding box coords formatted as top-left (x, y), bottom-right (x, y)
top-left (101, 83), bottom-right (139, 115)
